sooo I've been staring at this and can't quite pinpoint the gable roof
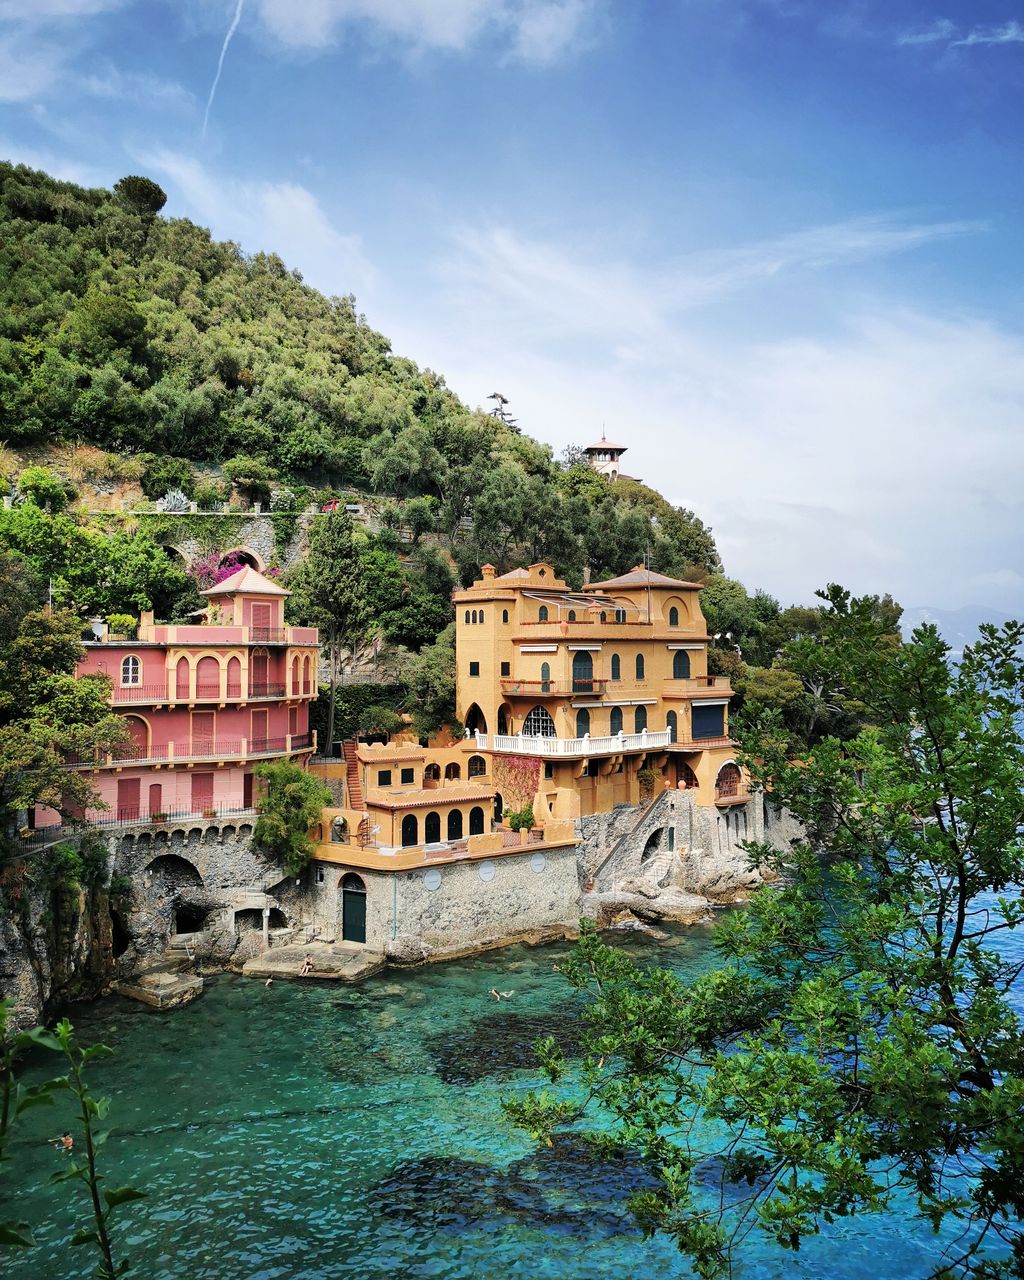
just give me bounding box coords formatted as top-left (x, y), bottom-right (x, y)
top-left (586, 566), bottom-right (704, 591)
top-left (200, 566), bottom-right (290, 597)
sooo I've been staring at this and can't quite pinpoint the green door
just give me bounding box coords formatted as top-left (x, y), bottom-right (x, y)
top-left (341, 874), bottom-right (366, 944)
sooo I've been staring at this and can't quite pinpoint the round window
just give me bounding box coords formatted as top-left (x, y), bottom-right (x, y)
top-left (530, 852), bottom-right (546, 874)
top-left (423, 869), bottom-right (442, 891)
top-left (478, 860), bottom-right (495, 883)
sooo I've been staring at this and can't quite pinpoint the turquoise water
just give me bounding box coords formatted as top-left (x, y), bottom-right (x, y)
top-left (9, 917), bottom-right (1020, 1280)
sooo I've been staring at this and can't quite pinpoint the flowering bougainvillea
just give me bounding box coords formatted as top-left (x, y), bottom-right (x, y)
top-left (188, 550), bottom-right (280, 589)
top-left (493, 755), bottom-right (541, 814)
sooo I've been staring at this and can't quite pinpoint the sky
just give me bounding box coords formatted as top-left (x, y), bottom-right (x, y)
top-left (2, 0), bottom-right (1023, 615)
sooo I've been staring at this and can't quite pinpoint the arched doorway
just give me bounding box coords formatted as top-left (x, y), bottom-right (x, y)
top-left (666, 710), bottom-right (678, 742)
top-left (447, 809), bottom-right (463, 840)
top-left (571, 650), bottom-right (593, 693)
top-left (493, 793), bottom-right (504, 825)
top-left (226, 656), bottom-right (241, 698)
top-left (424, 811), bottom-right (441, 844)
top-left (634, 705), bottom-right (648, 732)
top-left (401, 814), bottom-right (418, 846)
top-left (175, 657), bottom-right (190, 700)
top-left (610, 706), bottom-right (623, 735)
top-left (123, 715), bottom-right (148, 759)
top-left (464, 704), bottom-right (487, 735)
top-left (251, 647), bottom-right (269, 693)
top-left (677, 760), bottom-right (698, 789)
top-left (672, 650), bottom-right (691, 679)
top-left (469, 806), bottom-right (485, 835)
top-left (341, 873), bottom-right (366, 944)
top-left (196, 655), bottom-right (219, 699)
top-left (575, 708), bottom-right (590, 737)
top-left (445, 762), bottom-right (461, 781)
top-left (497, 704), bottom-right (512, 735)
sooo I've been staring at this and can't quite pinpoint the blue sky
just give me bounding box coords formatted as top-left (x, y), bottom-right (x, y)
top-left (2, 1), bottom-right (1023, 615)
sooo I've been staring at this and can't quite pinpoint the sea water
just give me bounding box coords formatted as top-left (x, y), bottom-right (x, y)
top-left (9, 913), bottom-right (1021, 1280)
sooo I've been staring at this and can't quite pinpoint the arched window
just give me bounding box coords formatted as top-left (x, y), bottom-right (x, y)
top-left (672, 650), bottom-right (691, 679)
top-left (567, 610), bottom-right (576, 621)
top-left (227, 656), bottom-right (242, 699)
top-left (469, 806), bottom-right (485, 835)
top-left (401, 814), bottom-right (418, 847)
top-left (610, 706), bottom-right (623, 735)
top-left (291, 655), bottom-right (300, 693)
top-left (716, 764), bottom-right (742, 799)
top-left (540, 662), bottom-right (551, 692)
top-left (666, 710), bottom-right (678, 742)
top-left (447, 809), bottom-right (464, 840)
top-left (468, 755), bottom-right (486, 778)
top-left (610, 654), bottom-right (621, 681)
top-left (424, 762), bottom-right (441, 783)
top-left (478, 609), bottom-right (485, 624)
top-left (120, 655), bottom-right (141, 687)
top-left (615, 608), bottom-right (627, 623)
top-left (464, 704), bottom-right (487, 734)
top-left (600, 611), bottom-right (607, 622)
top-left (465, 611), bottom-right (471, 623)
top-left (635, 705), bottom-right (648, 732)
top-left (302, 655), bottom-right (312, 695)
top-left (523, 705), bottom-right (556, 736)
top-left (502, 609), bottom-right (509, 623)
top-left (424, 811), bottom-right (441, 844)
top-left (575, 708), bottom-right (590, 737)
top-left (669, 606), bottom-right (679, 627)
top-left (678, 761), bottom-right (698, 789)
top-left (471, 609), bottom-right (477, 624)
top-left (635, 654), bottom-right (645, 680)
top-left (175, 657), bottom-right (190, 700)
top-left (538, 606), bottom-right (548, 622)
top-left (445, 762), bottom-right (462, 781)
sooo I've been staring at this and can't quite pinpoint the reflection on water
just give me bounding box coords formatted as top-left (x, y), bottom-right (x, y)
top-left (9, 915), bottom-right (1020, 1280)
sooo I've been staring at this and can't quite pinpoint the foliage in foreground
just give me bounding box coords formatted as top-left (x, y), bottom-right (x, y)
top-left (507, 590), bottom-right (1024, 1279)
top-left (1, 1001), bottom-right (144, 1277)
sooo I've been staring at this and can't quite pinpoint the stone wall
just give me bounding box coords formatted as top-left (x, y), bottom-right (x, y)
top-left (305, 845), bottom-right (581, 961)
top-left (172, 512), bottom-right (310, 573)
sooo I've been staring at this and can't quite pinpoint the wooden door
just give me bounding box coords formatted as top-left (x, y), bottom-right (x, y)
top-left (192, 711), bottom-right (215, 756)
top-left (116, 778), bottom-right (140, 822)
top-left (191, 773), bottom-right (214, 814)
top-left (250, 709), bottom-right (269, 751)
top-left (148, 783), bottom-right (162, 818)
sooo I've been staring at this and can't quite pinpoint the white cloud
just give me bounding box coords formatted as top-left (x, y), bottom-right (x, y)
top-left (79, 67), bottom-right (195, 110)
top-left (139, 149), bottom-right (377, 300)
top-left (898, 17), bottom-right (1024, 49)
top-left (378, 219), bottom-right (1024, 614)
top-left (0, 0), bottom-right (128, 101)
top-left (249, 0), bottom-right (598, 61)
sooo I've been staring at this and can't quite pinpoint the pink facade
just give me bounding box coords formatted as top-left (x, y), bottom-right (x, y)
top-left (38, 567), bottom-right (320, 830)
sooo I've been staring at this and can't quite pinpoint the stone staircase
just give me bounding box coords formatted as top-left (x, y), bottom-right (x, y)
top-left (342, 739), bottom-right (365, 810)
top-left (640, 843), bottom-right (676, 888)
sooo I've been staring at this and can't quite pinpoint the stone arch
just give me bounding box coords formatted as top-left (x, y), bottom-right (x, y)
top-left (145, 853), bottom-right (204, 890)
top-left (163, 544), bottom-right (189, 570)
top-left (219, 546), bottom-right (264, 572)
top-left (174, 902), bottom-right (211, 934)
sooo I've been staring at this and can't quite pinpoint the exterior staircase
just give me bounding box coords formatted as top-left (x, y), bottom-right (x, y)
top-left (342, 739), bottom-right (365, 811)
top-left (640, 844), bottom-right (676, 888)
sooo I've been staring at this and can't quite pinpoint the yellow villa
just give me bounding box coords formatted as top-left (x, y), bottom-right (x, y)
top-left (453, 562), bottom-right (744, 819)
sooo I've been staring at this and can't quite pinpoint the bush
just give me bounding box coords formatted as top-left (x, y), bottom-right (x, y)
top-left (252, 760), bottom-right (332, 875)
top-left (222, 455), bottom-right (277, 506)
top-left (356, 705), bottom-right (405, 740)
top-left (193, 478), bottom-right (228, 510)
top-left (139, 454), bottom-right (195, 500)
top-left (507, 805), bottom-right (535, 832)
top-left (105, 613), bottom-right (136, 635)
top-left (18, 466), bottom-right (74, 511)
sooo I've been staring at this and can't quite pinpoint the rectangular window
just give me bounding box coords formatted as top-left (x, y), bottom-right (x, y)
top-left (377, 769), bottom-right (392, 786)
top-left (400, 768), bottom-right (414, 784)
top-left (544, 762), bottom-right (553, 779)
top-left (469, 661), bottom-right (480, 677)
top-left (691, 704), bottom-right (726, 740)
top-left (316, 866), bottom-right (325, 884)
top-left (500, 661), bottom-right (511, 677)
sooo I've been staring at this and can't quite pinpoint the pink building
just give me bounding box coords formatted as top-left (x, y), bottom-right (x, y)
top-left (39, 567), bottom-right (319, 830)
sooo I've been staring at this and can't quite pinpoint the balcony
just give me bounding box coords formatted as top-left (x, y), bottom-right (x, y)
top-left (500, 678), bottom-right (608, 697)
top-left (475, 729), bottom-right (671, 758)
top-left (63, 730), bottom-right (316, 770)
top-left (111, 681), bottom-right (293, 706)
top-left (663, 676), bottom-right (733, 697)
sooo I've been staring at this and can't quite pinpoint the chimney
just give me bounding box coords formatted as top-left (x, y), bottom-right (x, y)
top-left (481, 564), bottom-right (496, 580)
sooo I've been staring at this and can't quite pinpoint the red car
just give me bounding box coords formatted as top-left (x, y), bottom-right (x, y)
top-left (320, 498), bottom-right (344, 512)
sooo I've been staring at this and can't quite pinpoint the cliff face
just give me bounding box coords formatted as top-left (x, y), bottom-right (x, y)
top-left (0, 861), bottom-right (116, 1028)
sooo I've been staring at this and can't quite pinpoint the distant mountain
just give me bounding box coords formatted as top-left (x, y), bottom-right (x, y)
top-left (901, 606), bottom-right (1017, 659)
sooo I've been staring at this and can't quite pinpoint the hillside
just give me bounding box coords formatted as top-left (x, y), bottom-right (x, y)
top-left (0, 161), bottom-right (719, 591)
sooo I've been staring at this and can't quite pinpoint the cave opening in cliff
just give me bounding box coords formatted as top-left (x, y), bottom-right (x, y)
top-left (174, 903), bottom-right (210, 934)
top-left (110, 909), bottom-right (130, 958)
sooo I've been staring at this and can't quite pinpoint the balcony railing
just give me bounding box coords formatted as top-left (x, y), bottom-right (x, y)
top-left (111, 681), bottom-right (292, 705)
top-left (500, 678), bottom-right (608, 697)
top-left (475, 729), bottom-right (671, 758)
top-left (111, 683), bottom-right (169, 704)
top-left (64, 731), bottom-right (316, 769)
top-left (249, 627), bottom-right (287, 643)
top-left (665, 676), bottom-right (732, 692)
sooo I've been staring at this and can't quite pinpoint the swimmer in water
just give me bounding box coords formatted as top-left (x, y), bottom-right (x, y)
top-left (49, 1132), bottom-right (73, 1155)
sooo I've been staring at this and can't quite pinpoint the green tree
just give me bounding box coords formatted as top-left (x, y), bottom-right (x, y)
top-left (507, 591), bottom-right (1024, 1280)
top-left (17, 466), bottom-right (74, 512)
top-left (0, 607), bottom-right (126, 848)
top-left (286, 511), bottom-right (364, 756)
top-left (402, 623), bottom-right (458, 739)
top-left (112, 175), bottom-right (167, 218)
top-left (253, 760), bottom-right (332, 875)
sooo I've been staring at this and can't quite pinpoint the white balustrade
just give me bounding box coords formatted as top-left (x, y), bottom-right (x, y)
top-left (474, 729), bottom-right (671, 757)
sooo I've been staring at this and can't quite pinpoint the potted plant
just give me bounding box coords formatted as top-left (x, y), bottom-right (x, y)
top-left (202, 808), bottom-right (217, 819)
top-left (151, 812), bottom-right (168, 823)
